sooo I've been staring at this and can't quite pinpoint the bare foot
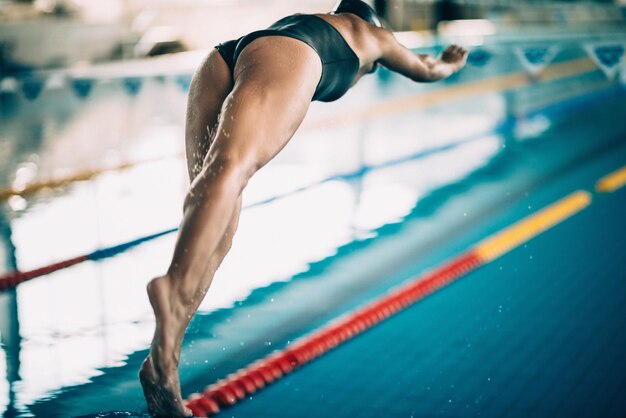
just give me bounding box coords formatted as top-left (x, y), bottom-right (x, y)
top-left (140, 356), bottom-right (191, 416)
top-left (140, 276), bottom-right (192, 417)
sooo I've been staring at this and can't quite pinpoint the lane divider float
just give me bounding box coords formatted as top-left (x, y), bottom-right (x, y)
top-left (184, 190), bottom-right (592, 416)
top-left (0, 156), bottom-right (170, 202)
top-left (301, 57), bottom-right (597, 131)
top-left (0, 228), bottom-right (176, 291)
top-left (0, 57), bottom-right (598, 202)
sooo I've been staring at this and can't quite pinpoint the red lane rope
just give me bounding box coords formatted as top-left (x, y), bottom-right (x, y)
top-left (184, 252), bottom-right (482, 417)
top-left (184, 190), bottom-right (592, 416)
top-left (0, 228), bottom-right (176, 291)
top-left (0, 255), bottom-right (88, 291)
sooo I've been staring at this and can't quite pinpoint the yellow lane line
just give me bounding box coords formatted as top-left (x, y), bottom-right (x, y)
top-left (473, 190), bottom-right (592, 262)
top-left (596, 165), bottom-right (626, 193)
top-left (0, 155), bottom-right (173, 201)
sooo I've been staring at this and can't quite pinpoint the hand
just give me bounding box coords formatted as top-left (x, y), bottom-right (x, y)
top-left (441, 45), bottom-right (468, 69)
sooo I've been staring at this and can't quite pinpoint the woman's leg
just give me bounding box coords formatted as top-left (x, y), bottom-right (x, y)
top-left (185, 48), bottom-right (234, 182)
top-left (140, 48), bottom-right (237, 416)
top-left (140, 36), bottom-right (322, 416)
top-left (182, 49), bottom-right (240, 301)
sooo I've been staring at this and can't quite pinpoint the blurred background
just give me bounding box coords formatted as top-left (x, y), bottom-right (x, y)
top-left (1, 1), bottom-right (625, 417)
top-left (1, 0), bottom-right (625, 70)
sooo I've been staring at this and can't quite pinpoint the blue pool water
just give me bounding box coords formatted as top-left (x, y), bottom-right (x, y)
top-left (1, 31), bottom-right (626, 417)
top-left (222, 120), bottom-right (626, 418)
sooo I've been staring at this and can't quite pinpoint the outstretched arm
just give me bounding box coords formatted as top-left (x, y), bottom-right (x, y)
top-left (377, 31), bottom-right (468, 82)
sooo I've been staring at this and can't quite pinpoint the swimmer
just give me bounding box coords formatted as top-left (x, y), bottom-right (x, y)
top-left (139, 0), bottom-right (468, 415)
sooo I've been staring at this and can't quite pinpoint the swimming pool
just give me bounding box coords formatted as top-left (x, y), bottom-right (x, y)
top-left (1, 29), bottom-right (626, 417)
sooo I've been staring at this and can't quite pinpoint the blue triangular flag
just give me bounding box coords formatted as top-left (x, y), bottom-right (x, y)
top-left (20, 77), bottom-right (45, 100)
top-left (71, 78), bottom-right (95, 99)
top-left (175, 74), bottom-right (192, 91)
top-left (584, 43), bottom-right (625, 80)
top-left (514, 46), bottom-right (560, 77)
top-left (122, 77), bottom-right (143, 96)
top-left (467, 48), bottom-right (491, 67)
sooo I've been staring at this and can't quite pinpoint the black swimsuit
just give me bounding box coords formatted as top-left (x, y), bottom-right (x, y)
top-left (215, 14), bottom-right (360, 102)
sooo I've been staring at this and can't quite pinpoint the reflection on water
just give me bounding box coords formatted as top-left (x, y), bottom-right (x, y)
top-left (0, 39), bottom-right (623, 416)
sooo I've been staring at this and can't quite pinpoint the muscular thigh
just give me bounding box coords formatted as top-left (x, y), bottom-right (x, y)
top-left (185, 48), bottom-right (234, 181)
top-left (205, 37), bottom-right (323, 170)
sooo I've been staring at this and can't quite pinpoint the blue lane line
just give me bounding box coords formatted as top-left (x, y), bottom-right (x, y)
top-left (88, 228), bottom-right (178, 261)
top-left (82, 83), bottom-right (624, 265)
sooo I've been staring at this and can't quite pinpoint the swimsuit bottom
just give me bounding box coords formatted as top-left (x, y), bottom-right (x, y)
top-left (215, 14), bottom-right (360, 102)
